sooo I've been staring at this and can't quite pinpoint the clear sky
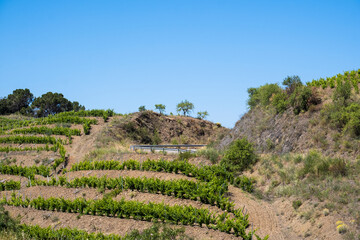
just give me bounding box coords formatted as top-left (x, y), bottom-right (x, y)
top-left (0, 0), bottom-right (359, 128)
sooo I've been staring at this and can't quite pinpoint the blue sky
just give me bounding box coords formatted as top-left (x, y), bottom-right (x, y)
top-left (0, 0), bottom-right (359, 128)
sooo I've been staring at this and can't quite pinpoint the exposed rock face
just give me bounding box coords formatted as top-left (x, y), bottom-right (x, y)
top-left (218, 107), bottom-right (342, 156)
top-left (109, 111), bottom-right (228, 145)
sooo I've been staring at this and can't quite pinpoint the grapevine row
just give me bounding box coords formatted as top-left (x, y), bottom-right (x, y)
top-left (20, 224), bottom-right (122, 240)
top-left (0, 144), bottom-right (59, 153)
top-left (55, 109), bottom-right (115, 122)
top-left (0, 180), bottom-right (21, 191)
top-left (2, 194), bottom-right (255, 239)
top-left (0, 165), bottom-right (50, 179)
top-left (0, 116), bottom-right (97, 132)
top-left (70, 159), bottom-right (254, 192)
top-left (30, 176), bottom-right (233, 211)
top-left (0, 135), bottom-right (63, 145)
top-left (0, 143), bottom-right (66, 172)
top-left (307, 69), bottom-right (360, 90)
top-left (9, 126), bottom-right (81, 137)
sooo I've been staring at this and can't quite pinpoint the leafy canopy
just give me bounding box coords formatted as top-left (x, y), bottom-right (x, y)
top-left (32, 92), bottom-right (85, 117)
top-left (221, 138), bottom-right (257, 173)
top-left (155, 104), bottom-right (166, 114)
top-left (197, 111), bottom-right (208, 120)
top-left (176, 100), bottom-right (194, 116)
top-left (0, 88), bottom-right (34, 115)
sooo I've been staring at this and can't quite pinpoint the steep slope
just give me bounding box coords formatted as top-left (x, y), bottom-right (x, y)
top-left (102, 111), bottom-right (228, 145)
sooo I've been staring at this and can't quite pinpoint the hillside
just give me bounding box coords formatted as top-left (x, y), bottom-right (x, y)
top-left (1, 111), bottom-right (271, 240)
top-left (220, 69), bottom-right (360, 159)
top-left (218, 69), bottom-right (360, 239)
top-left (1, 70), bottom-right (360, 240)
top-left (100, 110), bottom-right (228, 146)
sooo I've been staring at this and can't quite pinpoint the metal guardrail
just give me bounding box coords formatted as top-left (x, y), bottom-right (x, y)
top-left (130, 144), bottom-right (206, 153)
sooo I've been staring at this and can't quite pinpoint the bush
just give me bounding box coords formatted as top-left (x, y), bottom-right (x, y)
top-left (247, 84), bottom-right (283, 109)
top-left (292, 200), bottom-right (302, 210)
top-left (283, 75), bottom-right (302, 95)
top-left (271, 91), bottom-right (288, 113)
top-left (289, 86), bottom-right (313, 115)
top-left (126, 224), bottom-right (193, 240)
top-left (220, 138), bottom-right (257, 173)
top-left (333, 79), bottom-right (352, 105)
top-left (178, 151), bottom-right (195, 161)
top-left (196, 148), bottom-right (220, 164)
top-left (322, 102), bottom-right (360, 137)
top-left (298, 151), bottom-right (348, 178)
top-left (0, 204), bottom-right (19, 232)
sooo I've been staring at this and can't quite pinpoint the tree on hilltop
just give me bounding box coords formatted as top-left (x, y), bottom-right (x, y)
top-left (32, 92), bottom-right (84, 117)
top-left (155, 104), bottom-right (166, 114)
top-left (197, 111), bottom-right (208, 120)
top-left (176, 100), bottom-right (194, 116)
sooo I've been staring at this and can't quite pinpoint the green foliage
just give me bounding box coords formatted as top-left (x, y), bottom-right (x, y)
top-left (289, 85), bottom-right (313, 115)
top-left (126, 224), bottom-right (192, 240)
top-left (0, 164), bottom-right (50, 179)
top-left (322, 96), bottom-right (360, 138)
top-left (83, 120), bottom-right (91, 135)
top-left (31, 92), bottom-right (85, 117)
top-left (221, 138), bottom-right (257, 173)
top-left (4, 223), bottom-right (191, 240)
top-left (282, 75), bottom-right (302, 94)
top-left (196, 148), bottom-right (219, 164)
top-left (0, 180), bottom-right (21, 191)
top-left (138, 106), bottom-right (146, 112)
top-left (233, 176), bottom-right (254, 192)
top-left (247, 84), bottom-right (282, 109)
top-left (0, 115), bottom-right (97, 132)
top-left (197, 111), bottom-right (209, 120)
top-left (0, 135), bottom-right (60, 145)
top-left (271, 91), bottom-right (288, 113)
top-left (0, 89), bottom-right (34, 115)
top-left (31, 175), bottom-right (230, 210)
top-left (176, 100), bottom-right (194, 116)
top-left (20, 224), bottom-right (122, 240)
top-left (292, 200), bottom-right (302, 210)
top-left (2, 194), bottom-right (253, 239)
top-left (307, 69), bottom-right (360, 90)
top-left (10, 126), bottom-right (81, 136)
top-left (298, 150), bottom-right (348, 178)
top-left (0, 145), bottom-right (57, 153)
top-left (55, 109), bottom-right (114, 122)
top-left (155, 104), bottom-right (166, 114)
top-left (69, 159), bottom-right (254, 192)
top-left (0, 204), bottom-right (20, 232)
top-left (333, 79), bottom-right (352, 106)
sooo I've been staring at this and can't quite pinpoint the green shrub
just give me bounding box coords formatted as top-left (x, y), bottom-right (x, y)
top-left (333, 79), bottom-right (352, 104)
top-left (126, 224), bottom-right (193, 240)
top-left (328, 158), bottom-right (347, 177)
top-left (221, 138), bottom-right (257, 173)
top-left (282, 75), bottom-right (302, 94)
top-left (196, 148), bottom-right (220, 164)
top-left (289, 86), bottom-right (313, 115)
top-left (265, 139), bottom-right (275, 150)
top-left (178, 151), bottom-right (195, 161)
top-left (247, 84), bottom-right (283, 109)
top-left (271, 91), bottom-right (288, 113)
top-left (0, 204), bottom-right (19, 232)
top-left (322, 102), bottom-right (360, 137)
top-left (298, 150), bottom-right (322, 177)
top-left (292, 200), bottom-right (302, 210)
top-left (298, 151), bottom-right (347, 178)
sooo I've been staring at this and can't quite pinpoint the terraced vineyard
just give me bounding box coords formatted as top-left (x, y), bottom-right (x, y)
top-left (0, 112), bottom-right (270, 240)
